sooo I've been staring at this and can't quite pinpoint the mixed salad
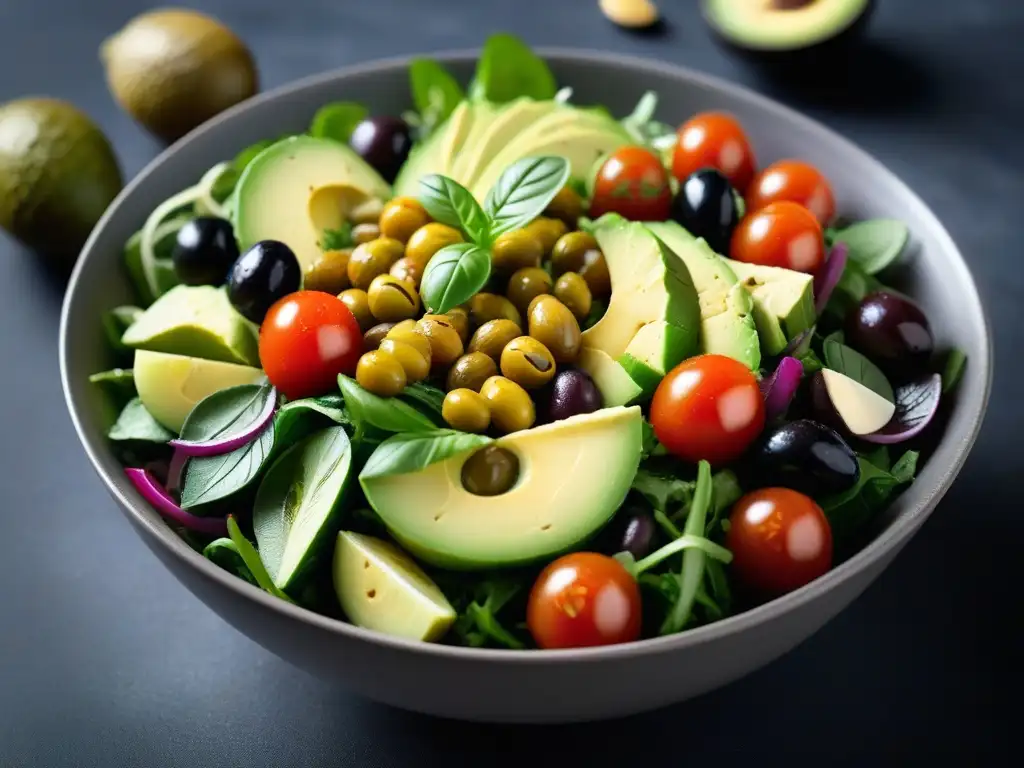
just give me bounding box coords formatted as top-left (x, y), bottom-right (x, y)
top-left (89, 34), bottom-right (967, 650)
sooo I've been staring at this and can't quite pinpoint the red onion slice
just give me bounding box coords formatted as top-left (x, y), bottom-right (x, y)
top-left (862, 373), bottom-right (942, 444)
top-left (169, 387), bottom-right (277, 457)
top-left (814, 242), bottom-right (849, 315)
top-left (166, 447), bottom-right (188, 496)
top-left (125, 468), bottom-right (228, 535)
top-left (760, 356), bottom-right (804, 420)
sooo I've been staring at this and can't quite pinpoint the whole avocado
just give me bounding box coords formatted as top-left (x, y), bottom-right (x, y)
top-left (101, 8), bottom-right (258, 142)
top-left (0, 98), bottom-right (122, 266)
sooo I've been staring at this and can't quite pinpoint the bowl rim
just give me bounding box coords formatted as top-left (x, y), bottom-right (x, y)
top-left (60, 46), bottom-right (993, 664)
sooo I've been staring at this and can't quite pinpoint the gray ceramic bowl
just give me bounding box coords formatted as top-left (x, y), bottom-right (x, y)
top-left (60, 50), bottom-right (991, 724)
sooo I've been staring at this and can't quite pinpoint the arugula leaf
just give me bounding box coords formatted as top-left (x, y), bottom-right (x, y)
top-left (823, 337), bottom-right (894, 402)
top-left (226, 516), bottom-right (294, 602)
top-left (360, 430), bottom-right (492, 480)
top-left (819, 451), bottom-right (918, 539)
top-left (180, 422), bottom-right (275, 510)
top-left (796, 347), bottom-right (824, 376)
top-left (338, 375), bottom-right (436, 434)
top-left (661, 461), bottom-right (714, 635)
top-left (319, 222), bottom-right (353, 251)
top-left (177, 383), bottom-right (275, 446)
top-left (824, 259), bottom-right (884, 319)
top-left (89, 368), bottom-right (137, 413)
top-left (640, 419), bottom-right (659, 460)
top-left (398, 382), bottom-right (447, 421)
top-left (419, 243), bottom-right (492, 313)
top-left (890, 450), bottom-right (919, 483)
top-left (631, 469), bottom-right (695, 515)
top-left (102, 305), bottom-right (143, 360)
top-left (941, 348), bottom-right (967, 394)
top-left (468, 33), bottom-right (556, 104)
top-left (708, 469), bottom-right (743, 533)
top-left (203, 538), bottom-right (258, 586)
top-left (830, 219), bottom-right (909, 275)
top-left (621, 91), bottom-right (676, 154)
top-left (449, 578), bottom-right (526, 649)
top-left (417, 174), bottom-right (490, 242)
top-left (108, 398), bottom-right (175, 443)
top-left (310, 102), bottom-right (368, 143)
top-left (409, 59), bottom-right (464, 137)
top-left (484, 156), bottom-right (571, 238)
top-left (632, 534), bottom-right (732, 575)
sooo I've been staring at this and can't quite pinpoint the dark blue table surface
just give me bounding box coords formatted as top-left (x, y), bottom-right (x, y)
top-left (0, 0), bottom-right (1017, 764)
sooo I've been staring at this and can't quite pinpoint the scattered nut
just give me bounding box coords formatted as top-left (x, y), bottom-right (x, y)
top-left (599, 0), bottom-right (660, 29)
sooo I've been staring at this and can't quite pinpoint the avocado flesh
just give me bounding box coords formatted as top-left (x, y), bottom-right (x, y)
top-left (725, 260), bottom-right (816, 354)
top-left (333, 531), bottom-right (456, 642)
top-left (578, 347), bottom-right (643, 407)
top-left (360, 406), bottom-right (643, 570)
top-left (121, 285), bottom-right (259, 366)
top-left (703, 0), bottom-right (872, 51)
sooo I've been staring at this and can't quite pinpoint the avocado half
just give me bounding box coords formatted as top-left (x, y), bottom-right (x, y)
top-left (702, 0), bottom-right (874, 63)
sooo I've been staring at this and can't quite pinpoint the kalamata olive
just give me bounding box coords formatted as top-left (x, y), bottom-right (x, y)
top-left (172, 216), bottom-right (239, 285)
top-left (618, 507), bottom-right (657, 559)
top-left (753, 419), bottom-right (860, 496)
top-left (846, 291), bottom-right (934, 373)
top-left (544, 368), bottom-right (603, 423)
top-left (348, 116), bottom-right (413, 183)
top-left (226, 240), bottom-right (301, 324)
top-left (670, 169), bottom-right (741, 255)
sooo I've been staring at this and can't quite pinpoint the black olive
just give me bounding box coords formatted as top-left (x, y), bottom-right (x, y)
top-left (753, 419), bottom-right (860, 496)
top-left (618, 508), bottom-right (657, 559)
top-left (541, 368), bottom-right (603, 423)
top-left (171, 216), bottom-right (239, 286)
top-left (348, 116), bottom-right (413, 183)
top-left (670, 169), bottom-right (742, 254)
top-left (226, 240), bottom-right (302, 324)
top-left (846, 291), bottom-right (933, 375)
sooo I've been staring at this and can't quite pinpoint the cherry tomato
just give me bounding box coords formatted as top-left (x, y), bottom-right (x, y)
top-left (726, 488), bottom-right (833, 596)
top-left (730, 201), bottom-right (825, 274)
top-left (589, 146), bottom-right (672, 222)
top-left (650, 354), bottom-right (765, 465)
top-left (746, 160), bottom-right (836, 225)
top-left (259, 290), bottom-right (363, 400)
top-left (672, 112), bottom-right (757, 193)
top-left (527, 552), bottom-right (642, 649)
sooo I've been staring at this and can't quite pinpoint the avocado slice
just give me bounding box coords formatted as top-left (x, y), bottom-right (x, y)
top-left (233, 136), bottom-right (391, 272)
top-left (702, 0), bottom-right (874, 53)
top-left (645, 220), bottom-right (761, 370)
top-left (726, 260), bottom-right (816, 355)
top-left (134, 349), bottom-right (265, 432)
top-left (121, 285), bottom-right (259, 366)
top-left (361, 406), bottom-right (643, 569)
top-left (582, 215), bottom-right (701, 396)
top-left (578, 347), bottom-right (643, 407)
top-left (333, 531), bottom-right (456, 642)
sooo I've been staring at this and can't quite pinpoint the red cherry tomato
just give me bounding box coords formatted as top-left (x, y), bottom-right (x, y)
top-left (730, 201), bottom-right (825, 274)
top-left (746, 160), bottom-right (836, 225)
top-left (589, 146), bottom-right (672, 222)
top-left (672, 112), bottom-right (757, 193)
top-left (259, 290), bottom-right (363, 400)
top-left (650, 354), bottom-right (765, 466)
top-left (726, 488), bottom-right (833, 595)
top-left (527, 552), bottom-right (642, 649)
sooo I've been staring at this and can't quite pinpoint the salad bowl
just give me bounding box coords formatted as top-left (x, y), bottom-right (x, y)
top-left (60, 48), bottom-right (991, 723)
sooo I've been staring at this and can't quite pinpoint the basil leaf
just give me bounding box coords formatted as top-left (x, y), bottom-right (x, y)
top-left (310, 101), bottom-right (368, 143)
top-left (409, 59), bottom-right (464, 136)
top-left (178, 383), bottom-right (275, 445)
top-left (942, 348), bottom-right (967, 394)
top-left (89, 368), bottom-right (137, 413)
top-left (823, 337), bottom-right (894, 402)
top-left (468, 33), bottom-right (556, 104)
top-left (823, 259), bottom-right (884, 320)
top-left (319, 221), bottom-right (353, 251)
top-left (863, 445), bottom-right (892, 472)
top-left (102, 305), bottom-right (143, 358)
top-left (484, 156), bottom-right (571, 238)
top-left (108, 398), bottom-right (175, 443)
top-left (417, 174), bottom-right (490, 241)
top-left (179, 422), bottom-right (275, 510)
top-left (226, 516), bottom-right (294, 602)
top-left (203, 538), bottom-right (258, 586)
top-left (831, 219), bottom-right (909, 275)
top-left (338, 375), bottom-right (436, 434)
top-left (274, 394), bottom-right (350, 451)
top-left (360, 430), bottom-right (492, 480)
top-left (796, 348), bottom-right (824, 376)
top-left (661, 460), bottom-right (714, 635)
top-left (419, 243), bottom-right (491, 314)
top-left (399, 382), bottom-right (446, 421)
top-left (253, 427), bottom-right (353, 591)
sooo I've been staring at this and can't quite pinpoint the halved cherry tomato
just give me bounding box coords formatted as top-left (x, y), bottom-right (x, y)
top-left (650, 354), bottom-right (765, 465)
top-left (730, 201), bottom-right (825, 274)
top-left (527, 552), bottom-right (641, 649)
top-left (672, 112), bottom-right (757, 193)
top-left (259, 290), bottom-right (363, 400)
top-left (589, 146), bottom-right (672, 222)
top-left (746, 160), bottom-right (836, 225)
top-left (726, 488), bottom-right (833, 596)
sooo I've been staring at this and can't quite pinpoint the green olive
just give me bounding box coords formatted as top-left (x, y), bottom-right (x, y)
top-left (405, 222), bottom-right (462, 266)
top-left (362, 322), bottom-right (395, 351)
top-left (442, 389), bottom-right (491, 434)
top-left (387, 319), bottom-right (418, 336)
top-left (460, 444), bottom-right (520, 495)
top-left (551, 231), bottom-right (611, 298)
top-left (367, 274), bottom-right (420, 322)
top-left (389, 256), bottom-right (424, 288)
top-left (506, 267), bottom-right (552, 316)
top-left (468, 319), bottom-right (522, 361)
top-left (356, 349), bottom-right (407, 396)
top-left (416, 314), bottom-right (464, 367)
top-left (579, 250), bottom-right (612, 299)
top-left (528, 295), bottom-right (582, 363)
top-left (479, 376), bottom-right (535, 434)
top-left (469, 292), bottom-right (522, 329)
top-left (446, 306), bottom-right (471, 344)
top-left (384, 326), bottom-right (433, 363)
top-left (553, 271), bottom-right (593, 322)
top-left (352, 222), bottom-right (381, 245)
top-left (349, 197), bottom-right (384, 225)
top-left (446, 352), bottom-right (498, 392)
top-left (491, 229), bottom-right (543, 274)
top-left (338, 288), bottom-right (373, 330)
top-left (303, 248), bottom-right (351, 294)
top-left (543, 185), bottom-right (584, 228)
top-left (523, 217), bottom-right (568, 257)
top-left (347, 237), bottom-right (404, 290)
top-left (379, 196), bottom-right (430, 243)
top-left (378, 338), bottom-right (429, 383)
top-left (500, 336), bottom-right (556, 389)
